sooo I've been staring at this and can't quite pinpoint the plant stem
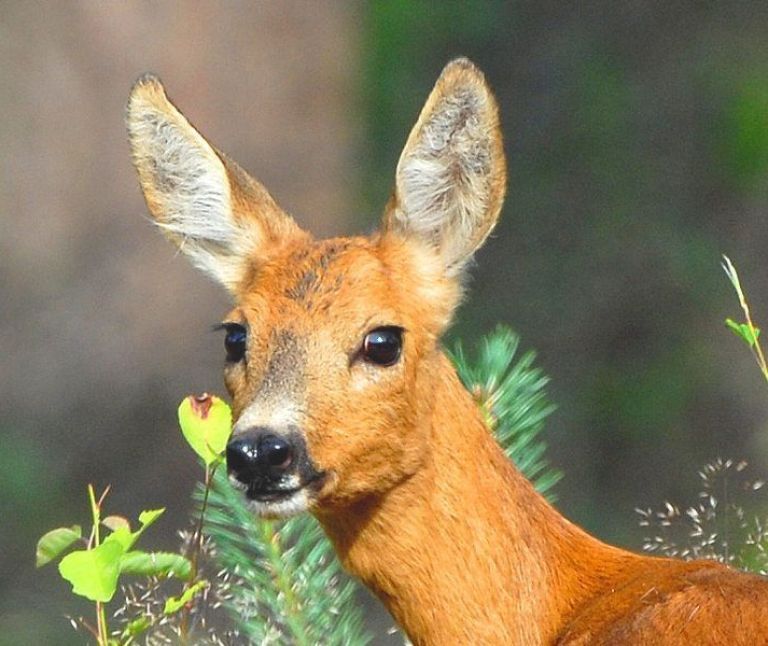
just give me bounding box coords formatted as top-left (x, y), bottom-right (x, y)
top-left (191, 463), bottom-right (216, 578)
top-left (722, 255), bottom-right (768, 383)
top-left (179, 462), bottom-right (218, 641)
top-left (740, 306), bottom-right (768, 383)
top-left (87, 484), bottom-right (99, 548)
top-left (97, 601), bottom-right (109, 646)
top-left (87, 484), bottom-right (111, 645)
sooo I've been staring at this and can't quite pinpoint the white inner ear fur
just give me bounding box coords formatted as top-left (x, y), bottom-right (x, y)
top-left (128, 83), bottom-right (261, 290)
top-left (394, 84), bottom-right (497, 276)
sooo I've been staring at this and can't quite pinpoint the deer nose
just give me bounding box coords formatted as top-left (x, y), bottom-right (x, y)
top-left (226, 430), bottom-right (294, 485)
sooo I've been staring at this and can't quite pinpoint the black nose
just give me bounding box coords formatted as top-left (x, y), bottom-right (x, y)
top-left (226, 431), bottom-right (294, 485)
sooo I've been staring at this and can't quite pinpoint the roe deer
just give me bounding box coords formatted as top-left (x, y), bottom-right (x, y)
top-left (127, 59), bottom-right (768, 644)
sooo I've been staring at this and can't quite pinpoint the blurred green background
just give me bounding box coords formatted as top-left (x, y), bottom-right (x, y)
top-left (2, 2), bottom-right (768, 643)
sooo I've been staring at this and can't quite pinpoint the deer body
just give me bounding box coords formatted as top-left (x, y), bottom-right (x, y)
top-left (319, 356), bottom-right (768, 644)
top-left (127, 59), bottom-right (768, 644)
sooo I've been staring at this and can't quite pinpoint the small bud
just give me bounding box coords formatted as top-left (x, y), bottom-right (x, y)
top-left (190, 393), bottom-right (214, 419)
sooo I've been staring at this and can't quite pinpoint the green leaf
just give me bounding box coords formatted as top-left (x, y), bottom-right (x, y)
top-left (56, 506), bottom-right (168, 602)
top-left (104, 508), bottom-right (165, 554)
top-left (137, 508), bottom-right (164, 531)
top-left (178, 394), bottom-right (233, 466)
top-left (725, 318), bottom-right (761, 347)
top-left (106, 527), bottom-right (135, 552)
top-left (119, 551), bottom-right (192, 580)
top-left (36, 525), bottom-right (82, 567)
top-left (163, 580), bottom-right (208, 615)
top-left (58, 540), bottom-right (124, 602)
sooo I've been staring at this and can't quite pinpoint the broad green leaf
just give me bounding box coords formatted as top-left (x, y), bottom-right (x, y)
top-left (56, 506), bottom-right (168, 602)
top-left (178, 394), bottom-right (233, 466)
top-left (725, 318), bottom-right (761, 347)
top-left (163, 580), bottom-right (208, 615)
top-left (106, 527), bottom-right (135, 552)
top-left (58, 540), bottom-right (124, 602)
top-left (36, 525), bottom-right (82, 567)
top-left (119, 550), bottom-right (192, 580)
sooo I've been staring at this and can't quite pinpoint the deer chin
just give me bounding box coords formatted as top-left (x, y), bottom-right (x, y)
top-left (246, 487), bottom-right (312, 519)
top-left (229, 471), bottom-right (328, 519)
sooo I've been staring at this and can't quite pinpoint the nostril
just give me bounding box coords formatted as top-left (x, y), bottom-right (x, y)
top-left (258, 434), bottom-right (293, 470)
top-left (226, 436), bottom-right (259, 482)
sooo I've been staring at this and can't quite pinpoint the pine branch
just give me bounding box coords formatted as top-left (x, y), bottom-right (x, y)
top-left (450, 325), bottom-right (562, 500)
top-left (197, 471), bottom-right (369, 645)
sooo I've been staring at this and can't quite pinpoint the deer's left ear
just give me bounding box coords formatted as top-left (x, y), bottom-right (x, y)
top-left (383, 58), bottom-right (506, 276)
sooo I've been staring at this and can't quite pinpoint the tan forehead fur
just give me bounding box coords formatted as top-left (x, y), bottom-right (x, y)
top-left (232, 234), bottom-right (461, 340)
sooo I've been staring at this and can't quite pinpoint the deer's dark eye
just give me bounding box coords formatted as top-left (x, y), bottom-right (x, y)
top-left (362, 327), bottom-right (403, 367)
top-left (223, 324), bottom-right (247, 363)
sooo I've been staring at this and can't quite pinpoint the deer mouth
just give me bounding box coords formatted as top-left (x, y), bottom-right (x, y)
top-left (234, 471), bottom-right (328, 518)
top-left (246, 473), bottom-right (324, 502)
top-left (246, 485), bottom-right (303, 502)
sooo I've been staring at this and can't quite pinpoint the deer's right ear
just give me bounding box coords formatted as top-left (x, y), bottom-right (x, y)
top-left (126, 74), bottom-right (304, 293)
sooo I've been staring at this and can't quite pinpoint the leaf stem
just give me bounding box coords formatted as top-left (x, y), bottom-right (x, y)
top-left (97, 601), bottom-right (108, 646)
top-left (192, 462), bottom-right (216, 578)
top-left (87, 484), bottom-right (111, 645)
top-left (722, 255), bottom-right (768, 383)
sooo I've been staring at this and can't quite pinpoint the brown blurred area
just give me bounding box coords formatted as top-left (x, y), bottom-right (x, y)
top-left (3, 2), bottom-right (768, 644)
top-left (0, 2), bottom-right (369, 642)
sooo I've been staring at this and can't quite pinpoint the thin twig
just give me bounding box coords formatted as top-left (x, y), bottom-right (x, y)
top-left (722, 255), bottom-right (768, 382)
top-left (179, 461), bottom-right (218, 641)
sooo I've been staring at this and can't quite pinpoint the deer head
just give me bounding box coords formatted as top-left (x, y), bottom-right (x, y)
top-left (127, 58), bottom-right (506, 518)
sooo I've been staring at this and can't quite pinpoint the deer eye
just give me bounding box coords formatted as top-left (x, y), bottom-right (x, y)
top-left (223, 323), bottom-right (247, 363)
top-left (362, 327), bottom-right (403, 367)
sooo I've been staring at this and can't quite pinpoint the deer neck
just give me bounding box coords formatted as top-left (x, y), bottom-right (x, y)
top-left (318, 354), bottom-right (637, 645)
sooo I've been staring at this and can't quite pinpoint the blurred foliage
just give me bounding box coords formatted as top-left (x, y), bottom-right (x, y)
top-left (360, 2), bottom-right (768, 545)
top-left (0, 432), bottom-right (51, 515)
top-left (718, 76), bottom-right (768, 191)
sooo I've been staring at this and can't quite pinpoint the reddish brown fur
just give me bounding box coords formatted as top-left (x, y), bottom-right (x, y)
top-left (127, 59), bottom-right (768, 644)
